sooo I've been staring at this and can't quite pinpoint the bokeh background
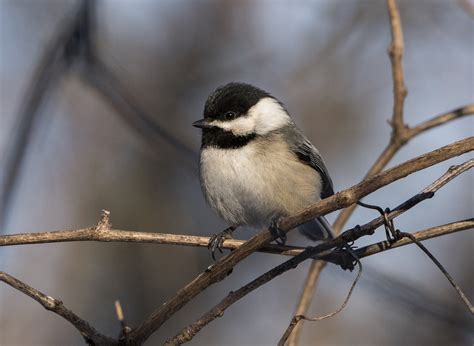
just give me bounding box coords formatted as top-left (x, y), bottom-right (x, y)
top-left (1, 0), bottom-right (473, 345)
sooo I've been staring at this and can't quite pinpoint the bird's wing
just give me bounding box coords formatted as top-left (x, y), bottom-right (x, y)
top-left (290, 134), bottom-right (334, 199)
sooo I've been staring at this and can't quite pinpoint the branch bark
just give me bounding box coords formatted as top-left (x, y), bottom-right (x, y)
top-left (162, 159), bottom-right (474, 345)
top-left (287, 0), bottom-right (472, 342)
top-left (0, 271), bottom-right (116, 345)
top-left (2, 152), bottom-right (472, 345)
top-left (127, 136), bottom-right (472, 343)
top-left (0, 227), bottom-right (307, 258)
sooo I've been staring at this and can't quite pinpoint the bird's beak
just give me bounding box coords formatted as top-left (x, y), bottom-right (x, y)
top-left (192, 118), bottom-right (213, 129)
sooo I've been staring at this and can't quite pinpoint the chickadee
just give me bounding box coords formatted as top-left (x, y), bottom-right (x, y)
top-left (193, 82), bottom-right (334, 257)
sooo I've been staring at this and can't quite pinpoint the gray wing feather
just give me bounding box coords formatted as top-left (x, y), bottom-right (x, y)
top-left (278, 124), bottom-right (335, 240)
top-left (286, 127), bottom-right (334, 199)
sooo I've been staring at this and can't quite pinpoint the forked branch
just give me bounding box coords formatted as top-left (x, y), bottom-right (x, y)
top-left (288, 0), bottom-right (472, 342)
top-left (165, 160), bottom-right (473, 344)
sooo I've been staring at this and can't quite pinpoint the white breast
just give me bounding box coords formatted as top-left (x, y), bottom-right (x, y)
top-left (199, 137), bottom-right (322, 227)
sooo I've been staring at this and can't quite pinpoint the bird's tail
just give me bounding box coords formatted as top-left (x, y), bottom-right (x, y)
top-left (298, 216), bottom-right (334, 241)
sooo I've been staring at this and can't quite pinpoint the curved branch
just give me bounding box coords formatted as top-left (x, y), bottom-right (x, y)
top-left (288, 0), bottom-right (473, 340)
top-left (0, 271), bottom-right (116, 345)
top-left (127, 137), bottom-right (472, 343)
top-left (162, 159), bottom-right (473, 344)
top-left (2, 155), bottom-right (472, 345)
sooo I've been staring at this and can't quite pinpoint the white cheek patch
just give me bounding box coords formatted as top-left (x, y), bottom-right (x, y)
top-left (211, 116), bottom-right (257, 136)
top-left (210, 97), bottom-right (290, 136)
top-left (249, 97), bottom-right (290, 135)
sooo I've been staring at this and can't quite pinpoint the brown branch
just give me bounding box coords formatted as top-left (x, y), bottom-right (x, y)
top-left (332, 103), bottom-right (473, 235)
top-left (287, 0), bottom-right (472, 340)
top-left (0, 226), bottom-right (306, 258)
top-left (0, 271), bottom-right (116, 345)
top-left (340, 159), bottom-right (474, 240)
top-left (387, 0), bottom-right (407, 135)
top-left (161, 159), bottom-right (473, 344)
top-left (407, 104), bottom-right (474, 138)
top-left (165, 219), bottom-right (472, 345)
top-left (1, 218), bottom-right (471, 263)
top-left (2, 156), bottom-right (471, 345)
top-left (167, 220), bottom-right (472, 344)
top-left (289, 142), bottom-right (473, 343)
top-left (398, 231), bottom-right (473, 313)
top-left (289, 106), bottom-right (473, 345)
top-left (278, 257), bottom-right (362, 346)
top-left (127, 137), bottom-right (472, 343)
top-left (351, 219), bottom-right (474, 259)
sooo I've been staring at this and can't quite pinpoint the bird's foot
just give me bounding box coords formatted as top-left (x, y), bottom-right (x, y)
top-left (208, 226), bottom-right (236, 260)
top-left (270, 217), bottom-right (287, 245)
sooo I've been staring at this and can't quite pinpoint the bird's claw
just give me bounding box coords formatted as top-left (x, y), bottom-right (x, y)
top-left (270, 217), bottom-right (287, 245)
top-left (208, 227), bottom-right (235, 260)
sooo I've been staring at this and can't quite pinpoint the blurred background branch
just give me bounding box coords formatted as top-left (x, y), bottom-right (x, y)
top-left (1, 0), bottom-right (472, 344)
top-left (287, 0), bottom-right (473, 342)
top-left (2, 139), bottom-right (471, 344)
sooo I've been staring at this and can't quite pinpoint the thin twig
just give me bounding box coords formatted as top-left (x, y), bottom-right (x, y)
top-left (278, 254), bottom-right (362, 346)
top-left (0, 271), bottom-right (115, 345)
top-left (2, 160), bottom-right (471, 257)
top-left (399, 232), bottom-right (474, 314)
top-left (339, 159), bottom-right (474, 241)
top-left (165, 244), bottom-right (362, 345)
top-left (126, 137), bottom-right (473, 343)
top-left (289, 143), bottom-right (473, 344)
top-left (279, 138), bottom-right (472, 232)
top-left (387, 0), bottom-right (407, 135)
top-left (0, 227), bottom-right (306, 257)
top-left (287, 0), bottom-right (473, 341)
top-left (1, 154), bottom-right (472, 345)
top-left (325, 219), bottom-right (473, 262)
top-left (331, 103), bottom-right (473, 235)
top-left (408, 104), bottom-right (474, 137)
top-left (2, 221), bottom-right (471, 345)
top-left (1, 143), bottom-right (471, 345)
top-left (115, 300), bottom-right (131, 340)
top-left (291, 108), bottom-right (474, 342)
top-left (164, 160), bottom-right (473, 344)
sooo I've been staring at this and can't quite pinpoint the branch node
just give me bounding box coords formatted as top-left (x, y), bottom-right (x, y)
top-left (115, 300), bottom-right (132, 340)
top-left (96, 209), bottom-right (111, 232)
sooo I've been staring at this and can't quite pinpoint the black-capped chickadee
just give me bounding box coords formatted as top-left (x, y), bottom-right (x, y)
top-left (193, 82), bottom-right (334, 257)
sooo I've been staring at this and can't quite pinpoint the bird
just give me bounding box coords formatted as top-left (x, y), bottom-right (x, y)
top-left (193, 82), bottom-right (334, 258)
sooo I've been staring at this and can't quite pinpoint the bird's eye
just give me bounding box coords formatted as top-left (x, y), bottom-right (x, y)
top-left (224, 111), bottom-right (237, 120)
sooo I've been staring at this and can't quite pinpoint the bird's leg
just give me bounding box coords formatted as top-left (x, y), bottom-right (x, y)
top-left (208, 226), bottom-right (237, 260)
top-left (270, 217), bottom-right (287, 245)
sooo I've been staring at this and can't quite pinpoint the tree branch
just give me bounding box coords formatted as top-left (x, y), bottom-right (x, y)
top-left (2, 154), bottom-right (471, 345)
top-left (167, 221), bottom-right (473, 345)
top-left (126, 136), bottom-right (472, 343)
top-left (277, 256), bottom-right (362, 346)
top-left (0, 271), bottom-right (116, 345)
top-left (0, 227), bottom-right (306, 258)
top-left (287, 0), bottom-right (472, 341)
top-left (164, 159), bottom-right (473, 344)
top-left (407, 104), bottom-right (474, 138)
top-left (387, 0), bottom-right (407, 135)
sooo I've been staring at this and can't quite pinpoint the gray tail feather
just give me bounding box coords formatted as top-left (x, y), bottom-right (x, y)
top-left (298, 216), bottom-right (334, 241)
